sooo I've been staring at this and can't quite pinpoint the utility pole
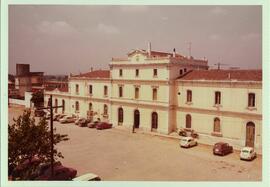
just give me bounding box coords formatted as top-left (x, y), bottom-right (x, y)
top-left (38, 94), bottom-right (63, 178)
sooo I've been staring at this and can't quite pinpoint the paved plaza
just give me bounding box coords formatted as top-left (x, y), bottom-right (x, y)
top-left (8, 106), bottom-right (262, 181)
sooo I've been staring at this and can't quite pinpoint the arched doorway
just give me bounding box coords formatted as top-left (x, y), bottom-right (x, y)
top-left (151, 112), bottom-right (158, 131)
top-left (186, 114), bottom-right (191, 128)
top-left (134, 110), bottom-right (140, 128)
top-left (118, 107), bottom-right (123, 125)
top-left (246, 122), bottom-right (255, 147)
top-left (62, 99), bottom-right (65, 114)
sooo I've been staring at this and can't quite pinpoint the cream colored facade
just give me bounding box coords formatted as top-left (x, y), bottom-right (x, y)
top-left (176, 80), bottom-right (262, 152)
top-left (44, 46), bottom-right (262, 152)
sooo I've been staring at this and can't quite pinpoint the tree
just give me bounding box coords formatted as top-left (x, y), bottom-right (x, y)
top-left (31, 91), bottom-right (44, 108)
top-left (8, 110), bottom-right (69, 180)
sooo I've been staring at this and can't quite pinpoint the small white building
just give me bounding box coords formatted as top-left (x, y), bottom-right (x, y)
top-left (44, 44), bottom-right (262, 152)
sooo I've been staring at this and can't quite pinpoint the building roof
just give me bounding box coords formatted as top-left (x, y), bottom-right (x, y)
top-left (45, 87), bottom-right (68, 92)
top-left (72, 70), bottom-right (110, 79)
top-left (127, 49), bottom-right (184, 58)
top-left (178, 69), bottom-right (262, 81)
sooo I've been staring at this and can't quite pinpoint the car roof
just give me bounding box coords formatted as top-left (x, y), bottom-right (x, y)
top-left (182, 137), bottom-right (193, 140)
top-left (241, 147), bottom-right (254, 151)
top-left (72, 173), bottom-right (99, 181)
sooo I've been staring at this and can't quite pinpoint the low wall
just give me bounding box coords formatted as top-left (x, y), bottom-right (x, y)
top-left (9, 98), bottom-right (25, 106)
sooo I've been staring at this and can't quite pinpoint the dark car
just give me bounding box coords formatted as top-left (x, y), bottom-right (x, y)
top-left (96, 122), bottom-right (112, 130)
top-left (36, 165), bottom-right (77, 181)
top-left (213, 142), bottom-right (233, 156)
top-left (87, 121), bottom-right (100, 128)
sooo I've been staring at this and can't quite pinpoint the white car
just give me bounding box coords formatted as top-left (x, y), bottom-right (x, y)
top-left (59, 116), bottom-right (76, 124)
top-left (72, 173), bottom-right (101, 181)
top-left (180, 137), bottom-right (197, 148)
top-left (240, 147), bottom-right (256, 161)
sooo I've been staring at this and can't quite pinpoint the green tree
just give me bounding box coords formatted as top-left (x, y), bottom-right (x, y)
top-left (31, 91), bottom-right (44, 108)
top-left (8, 110), bottom-right (69, 180)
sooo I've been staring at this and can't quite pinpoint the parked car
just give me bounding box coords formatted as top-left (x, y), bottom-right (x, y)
top-left (56, 114), bottom-right (67, 121)
top-left (240, 147), bottom-right (256, 161)
top-left (75, 118), bottom-right (90, 127)
top-left (213, 142), bottom-right (233, 156)
top-left (59, 116), bottom-right (77, 124)
top-left (34, 109), bottom-right (46, 117)
top-left (88, 121), bottom-right (100, 128)
top-left (180, 137), bottom-right (197, 148)
top-left (72, 173), bottom-right (101, 181)
top-left (36, 165), bottom-right (77, 180)
top-left (53, 114), bottom-right (62, 121)
top-left (96, 122), bottom-right (112, 130)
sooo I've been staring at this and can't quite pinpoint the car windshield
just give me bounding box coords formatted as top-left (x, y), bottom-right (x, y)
top-left (242, 150), bottom-right (250, 153)
top-left (181, 139), bottom-right (188, 142)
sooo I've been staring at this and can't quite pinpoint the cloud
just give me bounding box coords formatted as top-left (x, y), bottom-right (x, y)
top-left (209, 34), bottom-right (221, 40)
top-left (120, 5), bottom-right (148, 13)
top-left (97, 23), bottom-right (119, 34)
top-left (36, 21), bottom-right (79, 36)
top-left (241, 33), bottom-right (261, 41)
top-left (161, 16), bottom-right (169, 21)
top-left (210, 7), bottom-right (228, 15)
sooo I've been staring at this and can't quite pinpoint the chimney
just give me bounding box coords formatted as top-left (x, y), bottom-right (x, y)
top-left (148, 42), bottom-right (151, 56)
top-left (173, 48), bottom-right (176, 57)
top-left (90, 67), bottom-right (93, 72)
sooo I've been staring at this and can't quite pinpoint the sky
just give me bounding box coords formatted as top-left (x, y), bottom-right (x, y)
top-left (9, 5), bottom-right (262, 75)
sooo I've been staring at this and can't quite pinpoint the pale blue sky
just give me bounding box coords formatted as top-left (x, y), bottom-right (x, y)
top-left (9, 5), bottom-right (262, 75)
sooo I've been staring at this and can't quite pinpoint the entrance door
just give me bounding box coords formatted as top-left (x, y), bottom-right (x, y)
top-left (151, 112), bottom-right (158, 131)
top-left (134, 110), bottom-right (140, 128)
top-left (118, 107), bottom-right (123, 125)
top-left (246, 122), bottom-right (255, 147)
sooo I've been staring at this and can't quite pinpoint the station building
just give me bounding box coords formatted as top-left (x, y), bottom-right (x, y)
top-left (44, 44), bottom-right (262, 152)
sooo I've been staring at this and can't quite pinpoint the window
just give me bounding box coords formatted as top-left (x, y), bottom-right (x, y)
top-left (248, 93), bottom-right (255, 107)
top-left (135, 69), bottom-right (139, 77)
top-left (89, 103), bottom-right (92, 111)
top-left (135, 87), bottom-right (139, 99)
top-left (75, 84), bottom-right (79, 94)
top-left (215, 91), bottom-right (221, 105)
top-left (153, 69), bottom-right (157, 77)
top-left (103, 104), bottom-right (108, 115)
top-left (187, 90), bottom-right (192, 102)
top-left (55, 99), bottom-right (58, 113)
top-left (179, 69), bottom-right (183, 75)
top-left (184, 68), bottom-right (187, 72)
top-left (152, 88), bottom-right (157, 100)
top-left (119, 69), bottom-right (123, 77)
top-left (75, 101), bottom-right (79, 111)
top-left (213, 118), bottom-right (221, 132)
top-left (119, 86), bottom-right (123, 97)
top-left (89, 85), bottom-right (92, 95)
top-left (104, 85), bottom-right (108, 96)
top-left (186, 114), bottom-right (191, 128)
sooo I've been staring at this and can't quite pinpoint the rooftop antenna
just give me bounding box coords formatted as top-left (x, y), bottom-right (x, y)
top-left (214, 58), bottom-right (228, 70)
top-left (186, 42), bottom-right (192, 57)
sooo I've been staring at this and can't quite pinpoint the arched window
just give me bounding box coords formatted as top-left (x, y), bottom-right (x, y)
top-left (213, 118), bottom-right (221, 132)
top-left (118, 107), bottom-right (123, 123)
top-left (62, 99), bottom-right (65, 113)
top-left (186, 114), bottom-right (191, 128)
top-left (55, 99), bottom-right (58, 113)
top-left (104, 104), bottom-right (108, 115)
top-left (75, 101), bottom-right (79, 111)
